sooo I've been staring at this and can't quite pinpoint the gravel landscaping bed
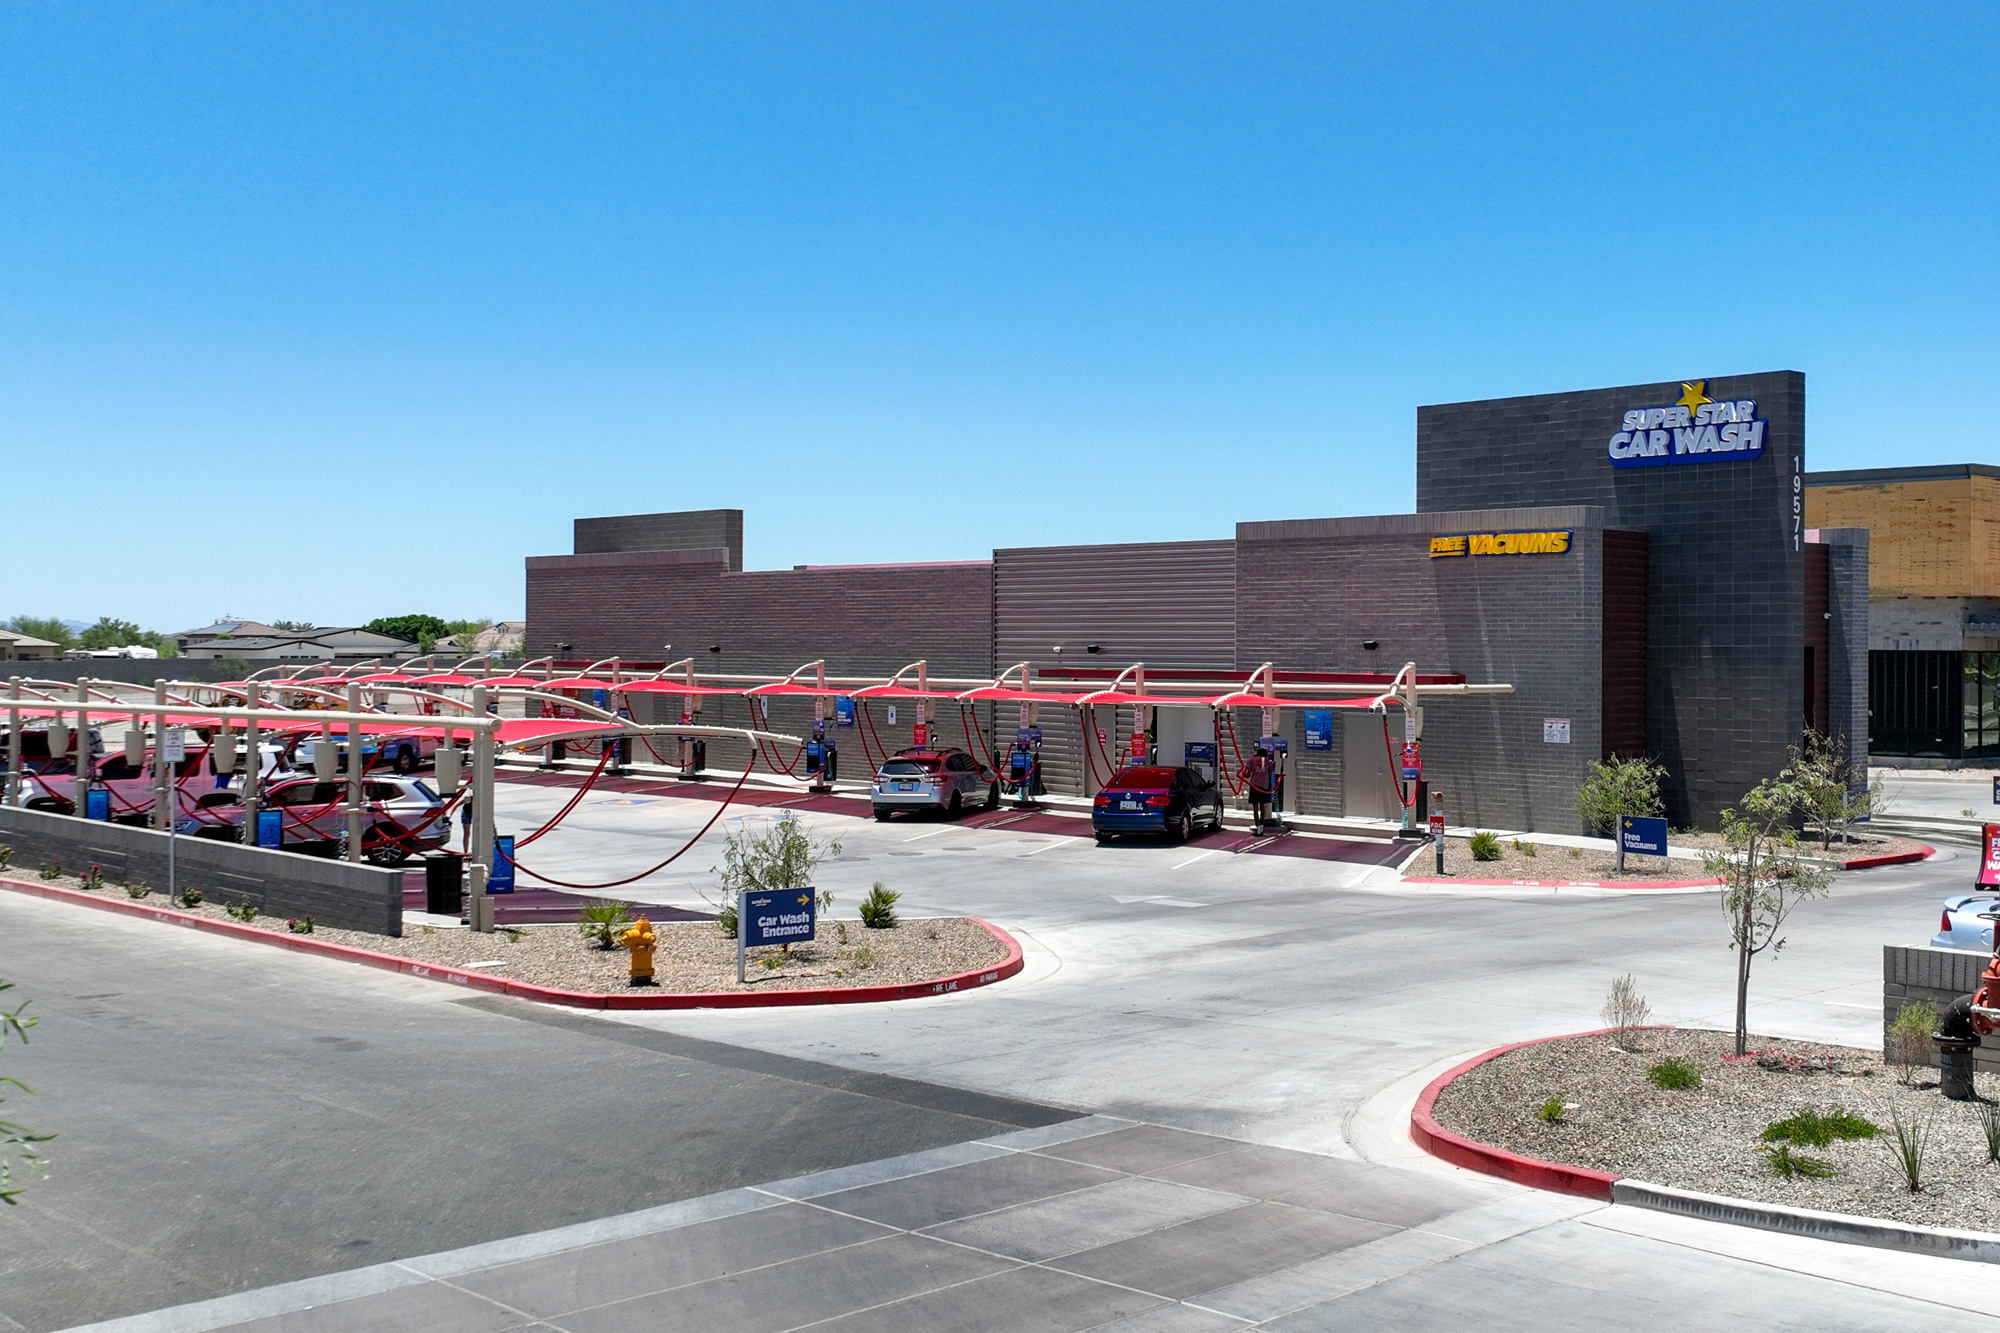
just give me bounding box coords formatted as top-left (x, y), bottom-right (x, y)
top-left (1425, 830), bottom-right (1925, 882)
top-left (20, 870), bottom-right (1007, 994)
top-left (1433, 1028), bottom-right (2000, 1232)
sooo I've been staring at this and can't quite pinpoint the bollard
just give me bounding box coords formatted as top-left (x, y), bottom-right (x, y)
top-left (621, 916), bottom-right (657, 986)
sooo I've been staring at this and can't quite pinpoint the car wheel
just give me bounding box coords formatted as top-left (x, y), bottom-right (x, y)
top-left (364, 827), bottom-right (410, 866)
top-left (393, 747), bottom-right (417, 775)
top-left (1211, 801), bottom-right (1225, 828)
top-left (985, 781), bottom-right (1000, 810)
top-left (26, 797), bottom-right (68, 815)
top-left (1170, 814), bottom-right (1190, 843)
top-left (948, 789), bottom-right (963, 817)
top-left (873, 808), bottom-right (893, 822)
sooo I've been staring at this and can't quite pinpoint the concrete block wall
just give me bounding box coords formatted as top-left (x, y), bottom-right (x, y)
top-left (1883, 945), bottom-right (1990, 1072)
top-left (574, 508), bottom-right (744, 568)
top-left (1814, 527), bottom-right (1871, 771)
top-left (0, 806), bottom-right (404, 935)
top-left (1418, 371), bottom-right (1806, 829)
top-left (1236, 506), bottom-right (1606, 833)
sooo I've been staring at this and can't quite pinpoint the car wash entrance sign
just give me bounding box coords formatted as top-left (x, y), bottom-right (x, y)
top-left (1607, 380), bottom-right (1764, 468)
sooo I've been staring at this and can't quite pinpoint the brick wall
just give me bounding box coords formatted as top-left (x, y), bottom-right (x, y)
top-left (573, 509), bottom-right (744, 569)
top-left (0, 806), bottom-right (404, 935)
top-left (1817, 528), bottom-right (1870, 770)
top-left (1418, 371), bottom-right (1805, 829)
top-left (1236, 506), bottom-right (1606, 833)
top-left (1883, 945), bottom-right (1989, 1072)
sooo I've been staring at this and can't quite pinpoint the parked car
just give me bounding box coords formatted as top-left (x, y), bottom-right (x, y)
top-left (1092, 765), bottom-right (1225, 843)
top-left (1934, 895), bottom-right (2000, 951)
top-left (870, 747), bottom-right (998, 820)
top-left (198, 775), bottom-right (451, 864)
top-left (13, 749), bottom-right (224, 823)
top-left (296, 733), bottom-right (436, 775)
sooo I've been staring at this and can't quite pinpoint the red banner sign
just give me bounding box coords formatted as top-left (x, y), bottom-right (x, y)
top-left (1982, 825), bottom-right (2000, 887)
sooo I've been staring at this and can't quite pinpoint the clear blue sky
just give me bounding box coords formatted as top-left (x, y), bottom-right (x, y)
top-left (4, 3), bottom-right (1994, 633)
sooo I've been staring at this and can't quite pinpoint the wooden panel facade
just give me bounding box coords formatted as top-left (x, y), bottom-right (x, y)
top-left (1805, 473), bottom-right (2000, 598)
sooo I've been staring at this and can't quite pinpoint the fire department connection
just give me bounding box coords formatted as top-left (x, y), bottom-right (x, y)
top-left (5, 653), bottom-right (1510, 928)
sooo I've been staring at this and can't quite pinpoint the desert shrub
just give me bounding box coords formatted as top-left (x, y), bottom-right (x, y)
top-left (1763, 1144), bottom-right (1836, 1179)
top-left (1889, 1001), bottom-right (1939, 1086)
top-left (0, 845), bottom-right (13, 870)
top-left (175, 888), bottom-right (202, 909)
top-left (1468, 832), bottom-right (1502, 862)
top-left (225, 899), bottom-right (258, 922)
top-left (122, 881), bottom-right (150, 900)
top-left (37, 863), bottom-right (60, 882)
top-left (81, 865), bottom-right (104, 892)
top-left (859, 883), bottom-right (900, 929)
top-left (707, 813), bottom-right (841, 937)
top-left (577, 899), bottom-right (636, 950)
top-left (1535, 1095), bottom-right (1567, 1124)
top-left (1648, 1057), bottom-right (1701, 1090)
top-left (1574, 755), bottom-right (1667, 837)
top-left (1887, 1106), bottom-right (1935, 1192)
top-left (1761, 1108), bottom-right (1878, 1147)
top-left (852, 944), bottom-right (879, 970)
top-left (1600, 974), bottom-right (1652, 1042)
top-left (1979, 1102), bottom-right (2000, 1164)
top-left (285, 916), bottom-right (314, 934)
top-left (1511, 839), bottom-right (1538, 858)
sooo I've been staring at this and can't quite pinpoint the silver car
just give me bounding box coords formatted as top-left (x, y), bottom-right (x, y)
top-left (1933, 895), bottom-right (2000, 951)
top-left (203, 775), bottom-right (451, 864)
top-left (871, 748), bottom-right (998, 821)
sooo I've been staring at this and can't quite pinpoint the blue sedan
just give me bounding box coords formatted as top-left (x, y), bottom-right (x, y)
top-left (1092, 765), bottom-right (1224, 843)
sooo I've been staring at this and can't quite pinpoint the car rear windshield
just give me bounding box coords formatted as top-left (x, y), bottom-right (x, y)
top-left (1109, 767), bottom-right (1176, 788)
top-left (880, 760), bottom-right (939, 776)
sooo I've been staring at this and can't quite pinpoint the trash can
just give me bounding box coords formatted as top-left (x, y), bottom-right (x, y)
top-left (425, 851), bottom-right (464, 916)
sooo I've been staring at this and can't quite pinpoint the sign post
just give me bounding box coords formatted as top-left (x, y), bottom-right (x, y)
top-left (738, 886), bottom-right (818, 982)
top-left (1618, 815), bottom-right (1668, 872)
top-left (1430, 791), bottom-right (1446, 875)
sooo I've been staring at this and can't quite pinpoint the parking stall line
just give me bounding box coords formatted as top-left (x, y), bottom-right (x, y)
top-left (1172, 849), bottom-right (1223, 871)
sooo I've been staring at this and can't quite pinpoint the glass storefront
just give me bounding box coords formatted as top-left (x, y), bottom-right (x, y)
top-left (1868, 649), bottom-right (2000, 758)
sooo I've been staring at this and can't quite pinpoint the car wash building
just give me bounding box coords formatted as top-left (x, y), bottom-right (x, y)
top-left (526, 370), bottom-right (1863, 833)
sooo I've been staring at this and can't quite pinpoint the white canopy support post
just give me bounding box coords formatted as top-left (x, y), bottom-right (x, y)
top-left (5, 676), bottom-right (20, 808)
top-left (152, 679), bottom-right (171, 832)
top-left (346, 681), bottom-right (364, 862)
top-left (241, 682), bottom-right (262, 846)
top-left (74, 677), bottom-right (90, 817)
top-left (469, 684), bottom-right (496, 933)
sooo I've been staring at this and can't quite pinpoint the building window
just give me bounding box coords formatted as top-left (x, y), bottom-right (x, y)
top-left (1968, 653), bottom-right (2000, 759)
top-left (1868, 650), bottom-right (1963, 758)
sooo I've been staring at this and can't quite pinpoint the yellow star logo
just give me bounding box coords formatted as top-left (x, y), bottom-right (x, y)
top-left (1677, 381), bottom-right (1711, 416)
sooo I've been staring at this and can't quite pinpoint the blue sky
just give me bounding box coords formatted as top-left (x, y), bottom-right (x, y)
top-left (3, 3), bottom-right (1994, 632)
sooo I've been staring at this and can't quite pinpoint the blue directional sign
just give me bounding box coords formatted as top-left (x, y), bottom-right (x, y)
top-left (487, 835), bottom-right (516, 893)
top-left (1619, 816), bottom-right (1668, 857)
top-left (256, 807), bottom-right (282, 848)
top-left (1302, 711), bottom-right (1333, 751)
top-left (741, 887), bottom-right (816, 947)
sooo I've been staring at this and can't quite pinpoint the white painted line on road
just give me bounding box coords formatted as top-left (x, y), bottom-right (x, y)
top-left (1017, 838), bottom-right (1070, 856)
top-left (1172, 849), bottom-right (1222, 870)
top-left (902, 828), bottom-right (952, 842)
top-left (1823, 1001), bottom-right (1881, 1010)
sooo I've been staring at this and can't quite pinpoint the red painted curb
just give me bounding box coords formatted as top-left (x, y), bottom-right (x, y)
top-left (1839, 841), bottom-right (1936, 870)
top-left (1408, 1027), bottom-right (1661, 1200)
top-left (0, 875), bottom-right (1024, 1009)
top-left (1400, 875), bottom-right (1722, 890)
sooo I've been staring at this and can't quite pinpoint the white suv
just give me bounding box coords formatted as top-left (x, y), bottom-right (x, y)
top-left (871, 748), bottom-right (998, 821)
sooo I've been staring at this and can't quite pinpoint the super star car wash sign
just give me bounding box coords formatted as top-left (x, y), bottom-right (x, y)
top-left (1607, 380), bottom-right (1765, 468)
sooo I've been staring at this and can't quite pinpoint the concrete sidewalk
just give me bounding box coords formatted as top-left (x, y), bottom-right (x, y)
top-left (70, 1116), bottom-right (2000, 1333)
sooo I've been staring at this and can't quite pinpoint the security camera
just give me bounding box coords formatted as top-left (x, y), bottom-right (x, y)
top-left (1086, 644), bottom-right (1103, 655)
top-left (708, 645), bottom-right (722, 654)
top-left (1362, 639), bottom-right (1380, 651)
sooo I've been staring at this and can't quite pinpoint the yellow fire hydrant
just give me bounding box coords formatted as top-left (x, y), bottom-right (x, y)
top-left (621, 916), bottom-right (656, 987)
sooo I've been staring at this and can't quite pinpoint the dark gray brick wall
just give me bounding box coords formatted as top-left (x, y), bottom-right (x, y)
top-left (574, 509), bottom-right (744, 569)
top-left (1236, 506), bottom-right (1605, 833)
top-left (1418, 371), bottom-right (1805, 828)
top-left (1816, 527), bottom-right (1871, 772)
top-left (0, 806), bottom-right (404, 935)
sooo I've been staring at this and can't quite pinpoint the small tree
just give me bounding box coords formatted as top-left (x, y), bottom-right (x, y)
top-left (1574, 756), bottom-right (1668, 837)
top-left (1792, 729), bottom-right (1873, 849)
top-left (707, 813), bottom-right (842, 936)
top-left (1702, 772), bottom-right (1833, 1056)
top-left (1600, 974), bottom-right (1652, 1047)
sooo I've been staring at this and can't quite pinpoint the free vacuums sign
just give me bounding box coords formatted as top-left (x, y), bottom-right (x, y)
top-left (1607, 380), bottom-right (1764, 468)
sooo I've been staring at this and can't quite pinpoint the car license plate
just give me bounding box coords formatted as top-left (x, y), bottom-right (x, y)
top-left (1120, 800), bottom-right (1139, 810)
top-left (897, 782), bottom-right (915, 791)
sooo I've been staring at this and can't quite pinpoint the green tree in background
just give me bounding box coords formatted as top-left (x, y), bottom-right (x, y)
top-left (4, 617), bottom-right (73, 652)
top-left (76, 618), bottom-right (174, 656)
top-left (364, 615), bottom-right (451, 647)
